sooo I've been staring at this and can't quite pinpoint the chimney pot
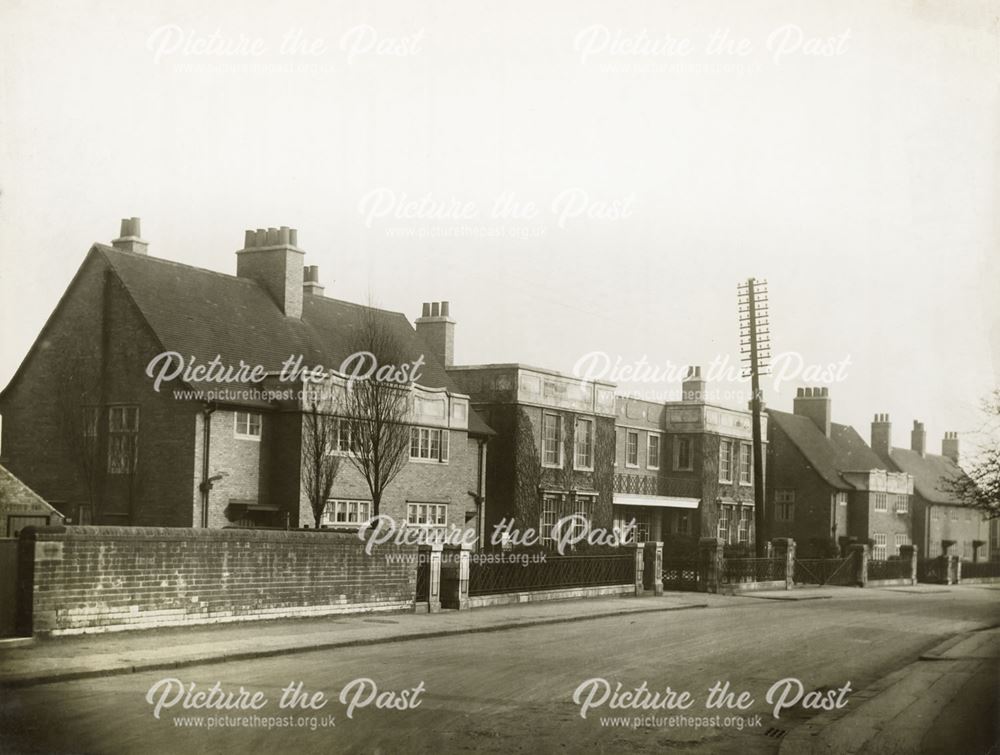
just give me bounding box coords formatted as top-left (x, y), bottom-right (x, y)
top-left (681, 365), bottom-right (706, 403)
top-left (415, 299), bottom-right (455, 367)
top-left (237, 224), bottom-right (305, 317)
top-left (112, 217), bottom-right (149, 255)
top-left (794, 384), bottom-right (831, 436)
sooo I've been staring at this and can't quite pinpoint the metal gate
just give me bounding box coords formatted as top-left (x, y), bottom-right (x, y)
top-left (662, 558), bottom-right (701, 591)
top-left (793, 552), bottom-right (857, 586)
top-left (0, 538), bottom-right (19, 637)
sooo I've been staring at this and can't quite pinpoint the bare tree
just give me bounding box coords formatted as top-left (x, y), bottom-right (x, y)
top-left (301, 389), bottom-right (342, 527)
top-left (942, 389), bottom-right (1000, 520)
top-left (341, 307), bottom-right (413, 516)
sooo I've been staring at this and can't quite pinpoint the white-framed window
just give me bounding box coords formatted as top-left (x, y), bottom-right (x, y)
top-left (108, 405), bottom-right (139, 473)
top-left (835, 492), bottom-right (848, 507)
top-left (542, 412), bottom-right (562, 468)
top-left (739, 443), bottom-right (752, 485)
top-left (873, 492), bottom-right (887, 512)
top-left (540, 494), bottom-right (560, 545)
top-left (617, 507), bottom-right (650, 544)
top-left (950, 509), bottom-right (958, 521)
top-left (234, 411), bottom-right (261, 440)
top-left (409, 427), bottom-right (449, 463)
top-left (625, 431), bottom-right (639, 468)
top-left (407, 502), bottom-right (447, 527)
top-left (737, 507), bottom-right (752, 544)
top-left (895, 494), bottom-right (909, 514)
top-left (872, 532), bottom-right (887, 560)
top-left (333, 418), bottom-right (358, 455)
top-left (717, 505), bottom-right (732, 543)
top-left (674, 436), bottom-right (693, 471)
top-left (321, 499), bottom-right (372, 527)
top-left (574, 417), bottom-right (594, 470)
top-left (894, 533), bottom-right (910, 555)
top-left (719, 439), bottom-right (734, 483)
top-left (571, 495), bottom-right (595, 543)
top-left (775, 489), bottom-right (794, 522)
top-left (647, 433), bottom-right (661, 470)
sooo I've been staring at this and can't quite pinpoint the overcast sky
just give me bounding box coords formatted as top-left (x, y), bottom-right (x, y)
top-left (1, 0), bottom-right (997, 453)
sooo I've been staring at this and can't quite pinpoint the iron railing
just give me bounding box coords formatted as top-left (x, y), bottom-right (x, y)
top-left (613, 473), bottom-right (701, 499)
top-left (793, 555), bottom-right (856, 586)
top-left (960, 561), bottom-right (1000, 579)
top-left (721, 557), bottom-right (786, 584)
top-left (468, 553), bottom-right (634, 596)
top-left (868, 558), bottom-right (912, 581)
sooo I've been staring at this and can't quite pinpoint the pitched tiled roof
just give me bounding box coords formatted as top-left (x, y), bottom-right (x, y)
top-left (0, 463), bottom-right (66, 519)
top-left (888, 448), bottom-right (967, 504)
top-left (767, 409), bottom-right (886, 489)
top-left (94, 245), bottom-right (492, 436)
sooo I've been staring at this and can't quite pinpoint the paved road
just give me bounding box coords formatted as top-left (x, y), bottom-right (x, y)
top-left (2, 586), bottom-right (998, 754)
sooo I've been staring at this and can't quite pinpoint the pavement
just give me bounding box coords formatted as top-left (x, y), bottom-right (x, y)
top-left (780, 588), bottom-right (1000, 755)
top-left (0, 592), bottom-right (718, 688)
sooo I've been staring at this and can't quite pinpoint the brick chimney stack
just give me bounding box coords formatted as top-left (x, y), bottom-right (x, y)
top-left (871, 413), bottom-right (892, 460)
top-left (910, 420), bottom-right (927, 458)
top-left (236, 227), bottom-right (305, 318)
top-left (793, 386), bottom-right (832, 437)
top-left (942, 431), bottom-right (959, 463)
top-left (415, 301), bottom-right (455, 367)
top-left (682, 366), bottom-right (706, 402)
top-left (303, 265), bottom-right (325, 297)
top-left (112, 217), bottom-right (148, 255)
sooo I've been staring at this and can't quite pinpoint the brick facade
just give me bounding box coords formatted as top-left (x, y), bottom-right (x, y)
top-left (19, 526), bottom-right (418, 635)
top-left (0, 250), bottom-right (199, 527)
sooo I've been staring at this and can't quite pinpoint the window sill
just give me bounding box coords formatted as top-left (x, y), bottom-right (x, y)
top-left (409, 457), bottom-right (449, 465)
top-left (647, 465), bottom-right (660, 471)
top-left (541, 462), bottom-right (563, 470)
top-left (234, 434), bottom-right (261, 442)
top-left (624, 463), bottom-right (639, 470)
top-left (573, 466), bottom-right (595, 473)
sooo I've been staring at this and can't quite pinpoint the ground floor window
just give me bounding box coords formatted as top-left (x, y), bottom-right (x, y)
top-left (539, 493), bottom-right (595, 547)
top-left (672, 510), bottom-right (690, 535)
top-left (872, 532), bottom-right (887, 560)
top-left (614, 506), bottom-right (650, 544)
top-left (322, 499), bottom-right (372, 527)
top-left (737, 507), bottom-right (753, 544)
top-left (407, 502), bottom-right (447, 527)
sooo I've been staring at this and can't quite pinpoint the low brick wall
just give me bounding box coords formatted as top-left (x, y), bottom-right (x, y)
top-left (18, 526), bottom-right (418, 636)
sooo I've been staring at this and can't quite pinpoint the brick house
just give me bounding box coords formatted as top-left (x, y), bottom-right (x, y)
top-left (871, 415), bottom-right (990, 560)
top-left (0, 220), bottom-right (491, 532)
top-left (446, 362), bottom-right (617, 548)
top-left (614, 367), bottom-right (763, 554)
top-left (766, 388), bottom-right (913, 558)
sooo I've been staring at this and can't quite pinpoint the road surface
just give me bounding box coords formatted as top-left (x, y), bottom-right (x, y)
top-left (2, 586), bottom-right (998, 754)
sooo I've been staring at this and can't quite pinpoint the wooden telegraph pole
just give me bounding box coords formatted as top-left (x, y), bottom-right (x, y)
top-left (738, 279), bottom-right (770, 557)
